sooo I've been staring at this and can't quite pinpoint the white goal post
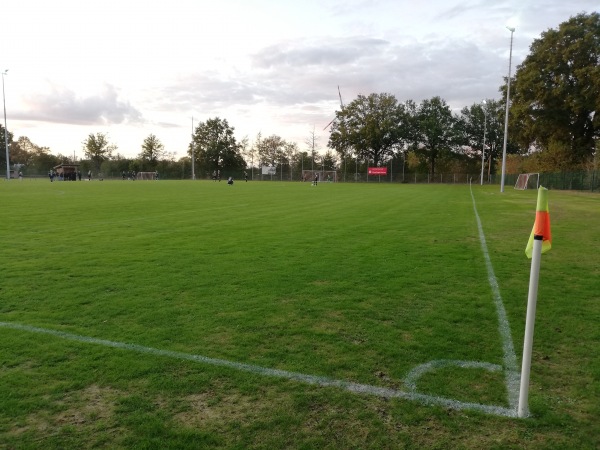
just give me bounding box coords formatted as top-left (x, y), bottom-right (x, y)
top-left (136, 171), bottom-right (158, 180)
top-left (302, 170), bottom-right (337, 183)
top-left (514, 173), bottom-right (540, 190)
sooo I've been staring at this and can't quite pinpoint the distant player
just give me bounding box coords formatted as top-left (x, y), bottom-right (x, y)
top-left (227, 176), bottom-right (234, 185)
top-left (313, 173), bottom-right (319, 186)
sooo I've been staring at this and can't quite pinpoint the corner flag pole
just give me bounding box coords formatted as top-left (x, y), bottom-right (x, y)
top-left (518, 186), bottom-right (552, 418)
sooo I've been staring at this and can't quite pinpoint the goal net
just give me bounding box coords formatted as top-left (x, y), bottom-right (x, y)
top-left (302, 170), bottom-right (337, 183)
top-left (136, 171), bottom-right (158, 180)
top-left (514, 173), bottom-right (539, 190)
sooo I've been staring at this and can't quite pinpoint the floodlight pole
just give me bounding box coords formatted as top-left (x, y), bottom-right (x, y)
top-left (191, 116), bottom-right (196, 180)
top-left (481, 100), bottom-right (487, 185)
top-left (500, 27), bottom-right (515, 193)
top-left (402, 150), bottom-right (405, 183)
top-left (2, 70), bottom-right (9, 180)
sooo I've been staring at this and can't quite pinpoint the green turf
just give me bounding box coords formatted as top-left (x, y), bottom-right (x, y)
top-left (0, 179), bottom-right (598, 449)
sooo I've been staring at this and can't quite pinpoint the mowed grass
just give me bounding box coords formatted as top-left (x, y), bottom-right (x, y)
top-left (0, 179), bottom-right (598, 449)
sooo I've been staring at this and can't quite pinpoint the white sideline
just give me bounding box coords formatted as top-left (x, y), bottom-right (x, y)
top-left (469, 185), bottom-right (520, 409)
top-left (0, 186), bottom-right (520, 418)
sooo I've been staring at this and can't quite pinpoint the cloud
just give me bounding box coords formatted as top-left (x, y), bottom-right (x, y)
top-left (148, 31), bottom-right (507, 137)
top-left (252, 37), bottom-right (388, 69)
top-left (15, 83), bottom-right (143, 125)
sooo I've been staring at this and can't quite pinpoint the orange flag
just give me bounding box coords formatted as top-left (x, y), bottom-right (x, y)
top-left (525, 186), bottom-right (552, 258)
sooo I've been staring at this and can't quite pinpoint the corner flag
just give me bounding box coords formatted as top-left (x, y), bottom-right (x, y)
top-left (525, 187), bottom-right (552, 258)
top-left (518, 186), bottom-right (552, 418)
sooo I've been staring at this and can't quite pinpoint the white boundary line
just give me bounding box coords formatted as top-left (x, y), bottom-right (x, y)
top-left (469, 184), bottom-right (520, 410)
top-left (0, 321), bottom-right (516, 417)
top-left (1, 185), bottom-right (520, 418)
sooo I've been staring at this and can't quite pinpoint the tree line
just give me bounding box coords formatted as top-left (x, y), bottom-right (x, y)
top-left (2, 13), bottom-right (597, 179)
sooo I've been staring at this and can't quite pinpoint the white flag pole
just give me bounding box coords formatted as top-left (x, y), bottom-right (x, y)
top-left (518, 235), bottom-right (543, 418)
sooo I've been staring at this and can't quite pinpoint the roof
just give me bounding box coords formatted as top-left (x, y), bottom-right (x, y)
top-left (53, 163), bottom-right (81, 169)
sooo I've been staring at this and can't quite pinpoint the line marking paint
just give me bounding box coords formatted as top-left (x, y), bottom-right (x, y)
top-left (0, 321), bottom-right (516, 418)
top-left (469, 185), bottom-right (520, 409)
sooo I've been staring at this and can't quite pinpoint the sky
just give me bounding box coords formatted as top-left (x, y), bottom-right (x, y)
top-left (2, 0), bottom-right (597, 160)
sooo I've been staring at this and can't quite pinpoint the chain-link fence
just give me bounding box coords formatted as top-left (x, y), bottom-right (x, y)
top-left (4, 167), bottom-right (598, 192)
top-left (500, 171), bottom-right (599, 192)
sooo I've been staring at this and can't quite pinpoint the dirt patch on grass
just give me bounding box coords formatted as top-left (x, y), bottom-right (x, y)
top-left (8, 384), bottom-right (120, 437)
top-left (174, 390), bottom-right (267, 427)
top-left (55, 384), bottom-right (119, 426)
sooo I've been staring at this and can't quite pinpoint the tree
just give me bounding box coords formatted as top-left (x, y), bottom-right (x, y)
top-left (191, 117), bottom-right (245, 175)
top-left (458, 99), bottom-right (505, 175)
top-left (257, 134), bottom-right (286, 168)
top-left (509, 12), bottom-right (600, 169)
top-left (0, 124), bottom-right (14, 170)
top-left (408, 96), bottom-right (459, 177)
top-left (328, 93), bottom-right (408, 166)
top-left (238, 135), bottom-right (250, 168)
top-left (24, 141), bottom-right (60, 175)
top-left (83, 132), bottom-right (116, 171)
top-left (245, 133), bottom-right (261, 179)
top-left (284, 141), bottom-right (299, 180)
top-left (305, 128), bottom-right (319, 171)
top-left (139, 134), bottom-right (165, 169)
top-left (321, 150), bottom-right (337, 171)
top-left (12, 137), bottom-right (37, 166)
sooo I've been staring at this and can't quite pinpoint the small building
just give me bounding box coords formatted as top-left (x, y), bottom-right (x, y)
top-left (53, 164), bottom-right (81, 181)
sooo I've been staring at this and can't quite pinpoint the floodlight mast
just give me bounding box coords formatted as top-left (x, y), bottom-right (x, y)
top-left (500, 27), bottom-right (515, 193)
top-left (191, 116), bottom-right (195, 180)
top-left (481, 100), bottom-right (487, 185)
top-left (2, 70), bottom-right (8, 180)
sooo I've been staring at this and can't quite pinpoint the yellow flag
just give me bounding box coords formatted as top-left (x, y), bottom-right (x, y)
top-left (525, 187), bottom-right (552, 258)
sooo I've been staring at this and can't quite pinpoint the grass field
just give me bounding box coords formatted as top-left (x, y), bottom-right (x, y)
top-left (1, 179), bottom-right (598, 449)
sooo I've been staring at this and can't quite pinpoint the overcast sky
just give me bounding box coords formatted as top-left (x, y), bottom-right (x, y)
top-left (2, 0), bottom-right (597, 159)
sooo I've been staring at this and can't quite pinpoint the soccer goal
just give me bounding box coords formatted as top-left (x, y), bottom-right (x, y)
top-left (302, 170), bottom-right (337, 183)
top-left (514, 173), bottom-right (540, 190)
top-left (136, 171), bottom-right (158, 180)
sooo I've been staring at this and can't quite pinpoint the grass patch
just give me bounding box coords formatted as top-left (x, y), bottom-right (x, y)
top-left (0, 179), bottom-right (598, 448)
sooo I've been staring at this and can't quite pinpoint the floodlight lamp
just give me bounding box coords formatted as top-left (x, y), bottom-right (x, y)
top-left (506, 26), bottom-right (515, 32)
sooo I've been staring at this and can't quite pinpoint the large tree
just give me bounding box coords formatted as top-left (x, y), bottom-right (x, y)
top-left (139, 134), bottom-right (165, 168)
top-left (509, 12), bottom-right (600, 168)
top-left (83, 132), bottom-right (116, 171)
top-left (257, 134), bottom-right (286, 168)
top-left (328, 93), bottom-right (408, 166)
top-left (408, 96), bottom-right (460, 177)
top-left (191, 117), bottom-right (245, 175)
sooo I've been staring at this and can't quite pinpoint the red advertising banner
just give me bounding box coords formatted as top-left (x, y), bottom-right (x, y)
top-left (368, 167), bottom-right (388, 175)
